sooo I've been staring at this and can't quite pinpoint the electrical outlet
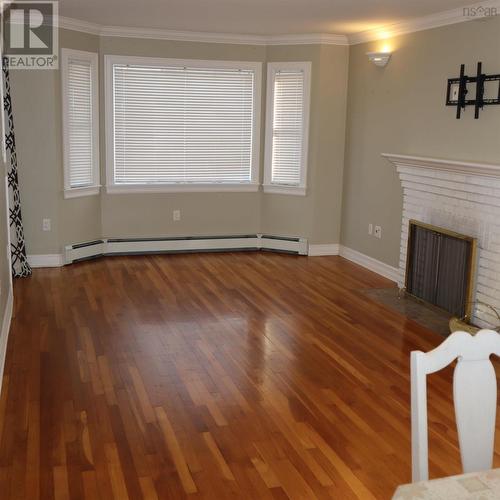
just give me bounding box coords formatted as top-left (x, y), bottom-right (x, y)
top-left (368, 223), bottom-right (373, 235)
top-left (374, 225), bottom-right (382, 239)
top-left (450, 83), bottom-right (460, 101)
top-left (173, 210), bottom-right (181, 222)
top-left (42, 218), bottom-right (51, 231)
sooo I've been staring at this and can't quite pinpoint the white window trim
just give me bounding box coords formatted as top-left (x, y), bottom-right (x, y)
top-left (104, 55), bottom-right (262, 194)
top-left (263, 61), bottom-right (311, 196)
top-left (61, 48), bottom-right (101, 199)
top-left (106, 183), bottom-right (259, 194)
top-left (64, 185), bottom-right (101, 198)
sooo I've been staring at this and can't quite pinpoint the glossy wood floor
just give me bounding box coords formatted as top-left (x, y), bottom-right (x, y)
top-left (1, 252), bottom-right (500, 499)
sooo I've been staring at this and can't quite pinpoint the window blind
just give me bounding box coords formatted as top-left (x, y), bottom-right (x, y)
top-left (271, 70), bottom-right (305, 186)
top-left (67, 59), bottom-right (94, 187)
top-left (112, 64), bottom-right (255, 185)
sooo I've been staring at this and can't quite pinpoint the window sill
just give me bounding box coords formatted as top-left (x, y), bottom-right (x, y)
top-left (64, 186), bottom-right (101, 199)
top-left (263, 184), bottom-right (306, 196)
top-left (106, 183), bottom-right (260, 194)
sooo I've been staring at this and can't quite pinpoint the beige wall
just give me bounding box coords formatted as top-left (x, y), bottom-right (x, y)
top-left (0, 154), bottom-right (11, 375)
top-left (262, 44), bottom-right (349, 243)
top-left (11, 29), bottom-right (102, 255)
top-left (98, 36), bottom-right (267, 239)
top-left (99, 37), bottom-right (348, 243)
top-left (13, 17), bottom-right (499, 259)
top-left (341, 16), bottom-right (500, 267)
top-left (12, 30), bottom-right (347, 252)
top-left (0, 163), bottom-right (9, 306)
top-left (11, 67), bottom-right (61, 253)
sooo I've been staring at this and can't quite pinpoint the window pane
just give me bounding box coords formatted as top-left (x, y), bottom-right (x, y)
top-left (68, 60), bottom-right (94, 187)
top-left (271, 70), bottom-right (304, 186)
top-left (112, 64), bottom-right (255, 185)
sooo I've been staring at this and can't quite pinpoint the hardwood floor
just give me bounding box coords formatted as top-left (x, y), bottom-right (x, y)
top-left (0, 252), bottom-right (499, 499)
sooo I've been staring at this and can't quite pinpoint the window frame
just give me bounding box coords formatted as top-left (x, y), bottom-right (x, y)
top-left (264, 61), bottom-right (311, 196)
top-left (61, 48), bottom-right (100, 199)
top-left (104, 55), bottom-right (262, 194)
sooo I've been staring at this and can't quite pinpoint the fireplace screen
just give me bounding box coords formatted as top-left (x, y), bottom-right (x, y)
top-left (405, 221), bottom-right (477, 319)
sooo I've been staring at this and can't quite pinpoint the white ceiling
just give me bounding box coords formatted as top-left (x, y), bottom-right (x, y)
top-left (58, 0), bottom-right (480, 36)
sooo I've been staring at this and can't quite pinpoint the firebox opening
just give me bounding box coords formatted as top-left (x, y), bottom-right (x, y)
top-left (405, 220), bottom-right (477, 320)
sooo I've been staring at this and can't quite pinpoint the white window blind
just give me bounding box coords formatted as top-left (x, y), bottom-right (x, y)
top-left (62, 49), bottom-right (99, 197)
top-left (110, 62), bottom-right (258, 186)
top-left (271, 70), bottom-right (304, 185)
top-left (264, 62), bottom-right (311, 195)
top-left (68, 61), bottom-right (93, 186)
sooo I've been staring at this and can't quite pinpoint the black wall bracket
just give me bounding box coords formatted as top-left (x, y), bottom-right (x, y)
top-left (446, 62), bottom-right (500, 119)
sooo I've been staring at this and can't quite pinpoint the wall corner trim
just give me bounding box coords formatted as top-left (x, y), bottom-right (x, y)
top-left (0, 285), bottom-right (13, 399)
top-left (27, 254), bottom-right (65, 268)
top-left (308, 244), bottom-right (340, 256)
top-left (339, 246), bottom-right (400, 282)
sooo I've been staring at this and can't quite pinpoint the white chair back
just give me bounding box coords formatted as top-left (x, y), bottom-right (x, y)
top-left (411, 329), bottom-right (500, 482)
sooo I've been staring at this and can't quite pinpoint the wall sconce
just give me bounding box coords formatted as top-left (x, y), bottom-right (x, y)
top-left (367, 52), bottom-right (391, 68)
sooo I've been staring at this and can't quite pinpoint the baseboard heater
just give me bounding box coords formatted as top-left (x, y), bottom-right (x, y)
top-left (64, 235), bottom-right (308, 264)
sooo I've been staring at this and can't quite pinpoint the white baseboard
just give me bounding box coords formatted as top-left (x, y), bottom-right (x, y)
top-left (339, 246), bottom-right (400, 283)
top-left (0, 285), bottom-right (13, 399)
top-left (260, 236), bottom-right (308, 255)
top-left (64, 234), bottom-right (309, 264)
top-left (105, 236), bottom-right (261, 256)
top-left (64, 240), bottom-right (106, 264)
top-left (308, 244), bottom-right (340, 256)
top-left (28, 254), bottom-right (65, 268)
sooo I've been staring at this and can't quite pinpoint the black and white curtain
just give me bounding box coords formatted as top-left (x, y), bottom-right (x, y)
top-left (3, 61), bottom-right (31, 278)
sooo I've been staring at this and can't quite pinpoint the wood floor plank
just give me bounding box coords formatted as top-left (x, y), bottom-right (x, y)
top-left (138, 476), bottom-right (159, 500)
top-left (202, 431), bottom-right (235, 481)
top-left (251, 455), bottom-right (281, 489)
top-left (0, 252), bottom-right (495, 498)
top-left (53, 465), bottom-right (70, 500)
top-left (128, 366), bottom-right (156, 425)
top-left (270, 459), bottom-right (318, 499)
top-left (81, 471), bottom-right (100, 500)
top-left (104, 442), bottom-right (130, 500)
top-left (155, 406), bottom-right (198, 494)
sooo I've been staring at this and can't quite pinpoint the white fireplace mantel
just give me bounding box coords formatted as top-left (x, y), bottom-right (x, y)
top-left (382, 153), bottom-right (500, 179)
top-left (384, 153), bottom-right (500, 329)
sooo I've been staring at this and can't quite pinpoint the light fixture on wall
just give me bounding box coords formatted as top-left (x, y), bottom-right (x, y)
top-left (367, 51), bottom-right (391, 68)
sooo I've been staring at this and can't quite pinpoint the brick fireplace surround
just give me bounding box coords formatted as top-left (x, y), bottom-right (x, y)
top-left (384, 153), bottom-right (500, 329)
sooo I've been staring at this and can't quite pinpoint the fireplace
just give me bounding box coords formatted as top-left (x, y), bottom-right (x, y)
top-left (383, 153), bottom-right (500, 329)
top-left (405, 220), bottom-right (477, 320)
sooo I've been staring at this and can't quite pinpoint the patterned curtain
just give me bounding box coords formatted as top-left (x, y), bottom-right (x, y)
top-left (3, 62), bottom-right (31, 277)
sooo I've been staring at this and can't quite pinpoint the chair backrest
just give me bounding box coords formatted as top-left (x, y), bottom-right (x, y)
top-left (411, 329), bottom-right (500, 482)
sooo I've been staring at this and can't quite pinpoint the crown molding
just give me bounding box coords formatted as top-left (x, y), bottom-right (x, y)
top-left (59, 17), bottom-right (348, 45)
top-left (59, 16), bottom-right (101, 35)
top-left (59, 0), bottom-right (500, 47)
top-left (264, 33), bottom-right (348, 46)
top-left (348, 0), bottom-right (500, 44)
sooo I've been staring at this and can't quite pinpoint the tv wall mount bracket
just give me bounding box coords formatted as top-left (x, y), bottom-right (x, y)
top-left (446, 62), bottom-right (500, 119)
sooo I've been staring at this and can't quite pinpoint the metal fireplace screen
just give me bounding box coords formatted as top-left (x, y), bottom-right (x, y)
top-left (405, 220), bottom-right (477, 319)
